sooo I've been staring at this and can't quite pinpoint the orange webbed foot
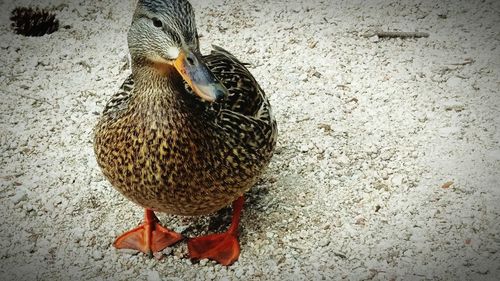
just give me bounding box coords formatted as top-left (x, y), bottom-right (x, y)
top-left (113, 209), bottom-right (183, 256)
top-left (188, 231), bottom-right (240, 266)
top-left (188, 196), bottom-right (244, 266)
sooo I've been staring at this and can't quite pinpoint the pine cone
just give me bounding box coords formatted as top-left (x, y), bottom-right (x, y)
top-left (10, 7), bottom-right (59, 37)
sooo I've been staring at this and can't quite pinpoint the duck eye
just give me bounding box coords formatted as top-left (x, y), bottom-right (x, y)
top-left (152, 18), bottom-right (163, 28)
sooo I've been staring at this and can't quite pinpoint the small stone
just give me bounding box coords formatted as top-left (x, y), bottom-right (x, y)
top-left (299, 73), bottom-right (308, 82)
top-left (205, 271), bottom-right (215, 280)
top-left (439, 127), bottom-right (460, 137)
top-left (299, 144), bottom-right (310, 152)
top-left (319, 238), bottom-right (330, 247)
top-left (336, 154), bottom-right (350, 165)
top-left (173, 247), bottom-right (184, 258)
top-left (246, 266), bottom-right (255, 276)
top-left (73, 227), bottom-right (85, 241)
top-left (369, 35), bottom-right (379, 43)
top-left (92, 250), bottom-right (103, 261)
top-left (391, 174), bottom-right (403, 186)
top-left (417, 113), bottom-right (428, 122)
top-left (23, 203), bottom-right (34, 212)
top-left (380, 150), bottom-right (394, 161)
top-left (355, 215), bottom-right (366, 225)
top-left (441, 181), bottom-right (453, 189)
top-left (318, 123), bottom-right (332, 132)
top-left (162, 247), bottom-right (173, 255)
top-left (446, 76), bottom-right (463, 88)
top-left (146, 270), bottom-right (161, 281)
top-left (153, 251), bottom-right (163, 260)
top-left (11, 188), bottom-right (27, 204)
top-left (443, 102), bottom-right (465, 112)
top-left (367, 145), bottom-right (379, 155)
top-left (173, 225), bottom-right (188, 233)
top-left (235, 268), bottom-right (244, 278)
top-left (199, 259), bottom-right (208, 266)
top-left (311, 71), bottom-right (322, 78)
top-left (489, 149), bottom-right (500, 161)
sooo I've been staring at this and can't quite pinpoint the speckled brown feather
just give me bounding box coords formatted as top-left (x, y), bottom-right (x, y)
top-left (94, 46), bottom-right (277, 216)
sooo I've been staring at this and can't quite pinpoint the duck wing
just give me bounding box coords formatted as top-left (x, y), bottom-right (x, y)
top-left (203, 45), bottom-right (267, 119)
top-left (203, 45), bottom-right (277, 154)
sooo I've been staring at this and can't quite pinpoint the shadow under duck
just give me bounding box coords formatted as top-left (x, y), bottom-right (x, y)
top-left (94, 0), bottom-right (277, 265)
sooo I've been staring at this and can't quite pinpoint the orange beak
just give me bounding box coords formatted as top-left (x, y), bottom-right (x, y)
top-left (173, 50), bottom-right (227, 102)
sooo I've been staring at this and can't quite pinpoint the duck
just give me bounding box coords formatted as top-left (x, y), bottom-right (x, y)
top-left (93, 0), bottom-right (277, 266)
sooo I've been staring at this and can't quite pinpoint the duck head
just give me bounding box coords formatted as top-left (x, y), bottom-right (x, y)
top-left (128, 0), bottom-right (227, 102)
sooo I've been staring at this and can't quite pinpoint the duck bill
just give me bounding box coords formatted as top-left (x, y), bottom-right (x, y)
top-left (173, 50), bottom-right (227, 102)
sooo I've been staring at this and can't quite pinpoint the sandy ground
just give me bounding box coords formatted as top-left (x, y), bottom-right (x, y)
top-left (1, 0), bottom-right (499, 280)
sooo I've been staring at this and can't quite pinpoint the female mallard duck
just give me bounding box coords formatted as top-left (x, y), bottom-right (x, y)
top-left (93, 0), bottom-right (277, 265)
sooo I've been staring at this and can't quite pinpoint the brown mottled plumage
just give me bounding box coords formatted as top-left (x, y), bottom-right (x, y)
top-left (95, 46), bottom-right (276, 215)
top-left (93, 0), bottom-right (276, 263)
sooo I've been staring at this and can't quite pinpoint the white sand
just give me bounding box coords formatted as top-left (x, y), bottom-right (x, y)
top-left (1, 0), bottom-right (499, 280)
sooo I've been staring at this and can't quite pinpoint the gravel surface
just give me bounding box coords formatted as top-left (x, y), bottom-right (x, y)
top-left (1, 0), bottom-right (499, 280)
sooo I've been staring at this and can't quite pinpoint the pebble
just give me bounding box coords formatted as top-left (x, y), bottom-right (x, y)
top-left (443, 102), bottom-right (465, 112)
top-left (73, 227), bottom-right (85, 241)
top-left (299, 144), bottom-right (310, 152)
top-left (336, 154), bottom-right (350, 165)
top-left (92, 250), bottom-right (104, 261)
top-left (235, 268), bottom-right (244, 278)
top-left (299, 73), bottom-right (308, 82)
top-left (11, 188), bottom-right (27, 204)
top-left (318, 238), bottom-right (330, 247)
top-left (380, 149), bottom-right (394, 161)
top-left (205, 271), bottom-right (215, 280)
top-left (162, 247), bottom-right (173, 255)
top-left (153, 252), bottom-right (163, 260)
top-left (380, 170), bottom-right (389, 180)
top-left (439, 127), bottom-right (460, 137)
top-left (488, 149), bottom-right (500, 161)
top-left (391, 174), bottom-right (404, 186)
top-left (146, 270), bottom-right (161, 281)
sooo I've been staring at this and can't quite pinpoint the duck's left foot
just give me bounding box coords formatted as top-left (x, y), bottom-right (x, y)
top-left (188, 230), bottom-right (240, 265)
top-left (188, 196), bottom-right (244, 266)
